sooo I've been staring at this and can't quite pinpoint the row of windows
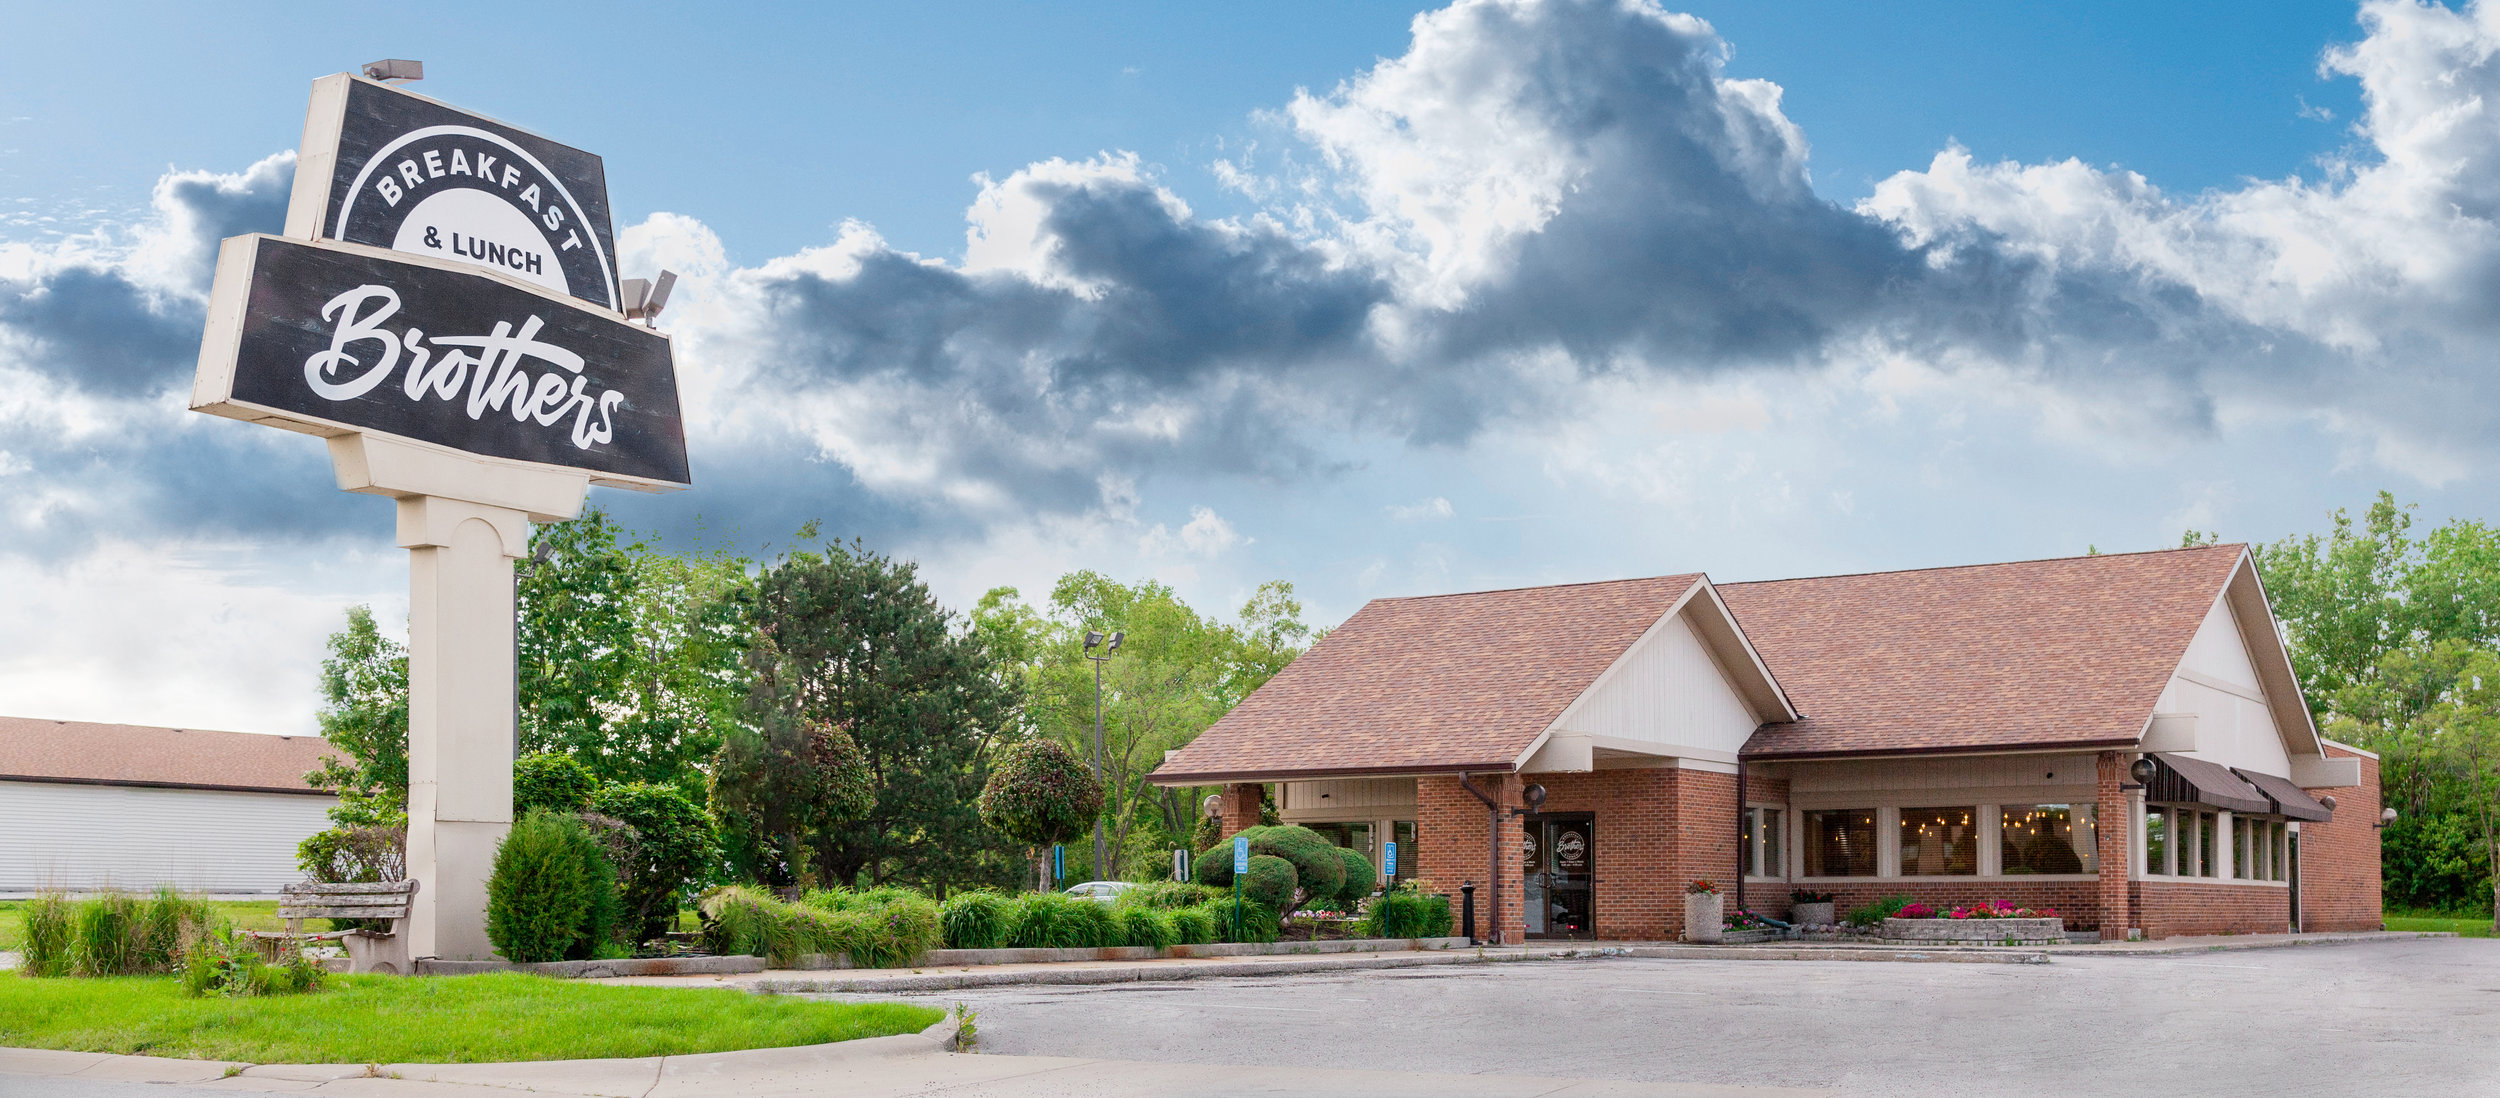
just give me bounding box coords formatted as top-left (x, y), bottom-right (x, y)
top-left (2145, 807), bottom-right (2287, 880)
top-left (1742, 804), bottom-right (2100, 878)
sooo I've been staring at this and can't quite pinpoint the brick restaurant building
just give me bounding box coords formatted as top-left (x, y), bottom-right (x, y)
top-left (1150, 545), bottom-right (2383, 943)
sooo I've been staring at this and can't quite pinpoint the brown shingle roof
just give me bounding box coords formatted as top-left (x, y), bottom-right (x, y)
top-left (0, 716), bottom-right (336, 795)
top-left (1152, 575), bottom-right (1707, 782)
top-left (1721, 545), bottom-right (2247, 759)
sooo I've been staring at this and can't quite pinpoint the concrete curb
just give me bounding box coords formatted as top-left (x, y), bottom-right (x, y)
top-left (1619, 945), bottom-right (2051, 965)
top-left (788, 936), bottom-right (1471, 970)
top-left (756, 948), bottom-right (1514, 993)
top-left (414, 954), bottom-right (765, 978)
top-left (2052, 930), bottom-right (2461, 956)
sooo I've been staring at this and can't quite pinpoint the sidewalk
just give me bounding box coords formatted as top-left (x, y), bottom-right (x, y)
top-left (0, 1037), bottom-right (1826, 1097)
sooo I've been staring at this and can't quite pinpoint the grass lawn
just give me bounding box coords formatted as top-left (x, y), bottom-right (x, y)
top-left (0, 972), bottom-right (941, 1063)
top-left (2385, 912), bottom-right (2495, 938)
top-left (0, 901), bottom-right (290, 952)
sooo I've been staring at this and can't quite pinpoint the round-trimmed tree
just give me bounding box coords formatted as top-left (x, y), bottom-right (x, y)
top-left (977, 739), bottom-right (1103, 889)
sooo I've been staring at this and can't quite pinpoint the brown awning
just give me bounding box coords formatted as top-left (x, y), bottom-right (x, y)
top-left (2232, 767), bottom-right (2334, 822)
top-left (2145, 753), bottom-right (2271, 815)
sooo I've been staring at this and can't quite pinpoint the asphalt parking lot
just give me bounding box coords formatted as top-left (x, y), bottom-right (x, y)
top-left (866, 938), bottom-right (2499, 1098)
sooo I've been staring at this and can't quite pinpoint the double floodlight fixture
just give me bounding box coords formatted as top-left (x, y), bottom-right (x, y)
top-left (1084, 630), bottom-right (1125, 654)
top-left (620, 270), bottom-right (677, 324)
top-left (362, 59), bottom-right (424, 84)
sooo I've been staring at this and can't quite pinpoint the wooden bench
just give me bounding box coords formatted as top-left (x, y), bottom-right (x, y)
top-left (263, 880), bottom-right (420, 975)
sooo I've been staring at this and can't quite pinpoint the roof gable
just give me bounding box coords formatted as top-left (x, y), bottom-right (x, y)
top-left (1154, 575), bottom-right (1713, 782)
top-left (1724, 545), bottom-right (2252, 759)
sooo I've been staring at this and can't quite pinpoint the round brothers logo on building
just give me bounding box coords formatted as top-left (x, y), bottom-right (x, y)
top-left (337, 125), bottom-right (615, 308)
top-left (1554, 831), bottom-right (1586, 865)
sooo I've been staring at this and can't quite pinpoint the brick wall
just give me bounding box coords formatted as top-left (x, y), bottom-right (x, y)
top-left (1415, 773), bottom-right (1524, 942)
top-left (2096, 751), bottom-right (2131, 940)
top-left (1527, 768), bottom-right (1736, 940)
top-left (2299, 744), bottom-right (2384, 933)
top-left (1219, 782), bottom-right (1264, 840)
top-left (2132, 880), bottom-right (2291, 938)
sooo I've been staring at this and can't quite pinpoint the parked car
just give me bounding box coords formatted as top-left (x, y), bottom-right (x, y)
top-left (1064, 880), bottom-right (1136, 903)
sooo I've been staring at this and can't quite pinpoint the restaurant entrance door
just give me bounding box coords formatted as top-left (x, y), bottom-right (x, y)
top-left (1522, 813), bottom-right (1594, 939)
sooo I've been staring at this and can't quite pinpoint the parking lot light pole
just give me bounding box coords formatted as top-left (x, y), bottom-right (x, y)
top-left (1084, 630), bottom-right (1124, 879)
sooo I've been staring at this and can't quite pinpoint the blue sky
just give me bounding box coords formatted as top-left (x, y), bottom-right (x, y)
top-left (4, 0), bottom-right (2496, 734)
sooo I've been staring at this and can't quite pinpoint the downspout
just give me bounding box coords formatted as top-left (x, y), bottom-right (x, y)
top-left (1459, 773), bottom-right (1503, 945)
top-left (1734, 760), bottom-right (1747, 918)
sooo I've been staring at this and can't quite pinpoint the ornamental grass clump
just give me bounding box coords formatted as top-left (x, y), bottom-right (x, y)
top-left (939, 890), bottom-right (1017, 950)
top-left (1115, 906), bottom-right (1177, 950)
top-left (1166, 905), bottom-right (1218, 945)
top-left (1117, 881), bottom-right (1222, 910)
top-left (19, 892), bottom-right (74, 977)
top-left (1358, 889), bottom-right (1453, 940)
top-left (801, 888), bottom-right (941, 968)
top-left (1007, 892), bottom-right (1119, 949)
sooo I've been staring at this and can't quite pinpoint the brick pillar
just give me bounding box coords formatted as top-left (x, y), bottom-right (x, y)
top-left (1219, 782), bottom-right (1264, 839)
top-left (2096, 751), bottom-right (2132, 942)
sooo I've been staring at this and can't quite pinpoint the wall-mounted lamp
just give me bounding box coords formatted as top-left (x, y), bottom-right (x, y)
top-left (2375, 807), bottom-right (2398, 830)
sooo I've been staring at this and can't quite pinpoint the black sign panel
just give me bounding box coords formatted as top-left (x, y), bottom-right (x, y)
top-left (302, 76), bottom-right (619, 310)
top-left (211, 236), bottom-right (687, 485)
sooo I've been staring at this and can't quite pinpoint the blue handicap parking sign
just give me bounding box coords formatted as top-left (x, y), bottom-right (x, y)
top-left (1384, 840), bottom-right (1397, 877)
top-left (1234, 835), bottom-right (1250, 873)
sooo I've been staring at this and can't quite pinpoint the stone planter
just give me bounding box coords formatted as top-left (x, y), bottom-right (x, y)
top-left (1879, 917), bottom-right (2066, 945)
top-left (1719, 928), bottom-right (1782, 945)
top-left (1790, 901), bottom-right (1836, 927)
top-left (1683, 892), bottom-right (1724, 943)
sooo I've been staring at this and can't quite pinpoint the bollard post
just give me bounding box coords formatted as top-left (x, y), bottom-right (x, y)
top-left (1462, 882), bottom-right (1478, 945)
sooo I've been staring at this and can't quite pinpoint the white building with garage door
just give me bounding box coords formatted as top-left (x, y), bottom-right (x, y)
top-left (0, 716), bottom-right (339, 895)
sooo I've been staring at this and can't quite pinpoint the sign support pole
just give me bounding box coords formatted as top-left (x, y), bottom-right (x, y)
top-left (331, 434), bottom-right (588, 961)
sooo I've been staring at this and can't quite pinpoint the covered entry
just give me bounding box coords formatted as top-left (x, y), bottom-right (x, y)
top-left (1522, 813), bottom-right (1594, 938)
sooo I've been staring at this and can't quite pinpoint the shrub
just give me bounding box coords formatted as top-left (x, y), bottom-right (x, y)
top-left (1193, 826), bottom-right (1345, 916)
top-left (1195, 898), bottom-right (1279, 944)
top-left (1117, 881), bottom-right (1222, 910)
top-left (940, 890), bottom-right (1017, 950)
top-left (702, 884), bottom-right (941, 967)
top-left (1329, 846), bottom-right (1377, 910)
top-left (1167, 905), bottom-right (1218, 945)
top-left (977, 740), bottom-right (1104, 853)
top-left (513, 753), bottom-right (597, 816)
top-left (1359, 890), bottom-right (1454, 940)
top-left (20, 892), bottom-right (74, 977)
top-left (487, 810), bottom-right (622, 963)
top-left (1115, 906), bottom-right (1177, 950)
top-left (1842, 895), bottom-right (1917, 928)
top-left (1238, 854), bottom-right (1298, 912)
top-left (589, 782), bottom-right (720, 945)
top-left (1008, 892), bottom-right (1115, 949)
top-left (180, 926), bottom-right (323, 997)
top-left (831, 892), bottom-right (943, 967)
top-left (298, 823), bottom-right (408, 884)
top-left (134, 888), bottom-right (216, 972)
top-left (699, 885), bottom-right (792, 962)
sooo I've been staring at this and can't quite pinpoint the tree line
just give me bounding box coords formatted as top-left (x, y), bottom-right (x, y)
top-left (300, 511), bottom-right (1314, 922)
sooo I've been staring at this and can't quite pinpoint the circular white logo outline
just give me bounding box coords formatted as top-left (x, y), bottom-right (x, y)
top-left (337, 124), bottom-right (616, 308)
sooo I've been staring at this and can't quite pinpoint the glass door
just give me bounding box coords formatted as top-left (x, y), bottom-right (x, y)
top-left (1522, 814), bottom-right (1594, 939)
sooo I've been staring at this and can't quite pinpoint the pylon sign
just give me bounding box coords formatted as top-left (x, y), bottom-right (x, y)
top-left (286, 73), bottom-right (620, 311)
top-left (192, 72), bottom-right (686, 489)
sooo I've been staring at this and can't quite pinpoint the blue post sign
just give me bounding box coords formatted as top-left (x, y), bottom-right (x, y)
top-left (1052, 843), bottom-right (1064, 882)
top-left (1384, 840), bottom-right (1398, 878)
top-left (1231, 835), bottom-right (1249, 941)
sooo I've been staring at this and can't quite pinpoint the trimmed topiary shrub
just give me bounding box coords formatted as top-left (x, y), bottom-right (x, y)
top-left (1328, 846), bottom-right (1377, 910)
top-left (1115, 905), bottom-right (1177, 949)
top-left (1359, 889), bottom-right (1454, 939)
top-left (940, 890), bottom-right (1017, 950)
top-left (513, 753), bottom-right (597, 816)
top-left (487, 810), bottom-right (622, 963)
top-left (978, 739), bottom-right (1105, 889)
top-left (1193, 825), bottom-right (1346, 916)
top-left (1238, 854), bottom-right (1298, 912)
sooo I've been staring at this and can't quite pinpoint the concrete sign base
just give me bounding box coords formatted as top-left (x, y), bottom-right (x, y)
top-left (333, 433), bottom-right (586, 961)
